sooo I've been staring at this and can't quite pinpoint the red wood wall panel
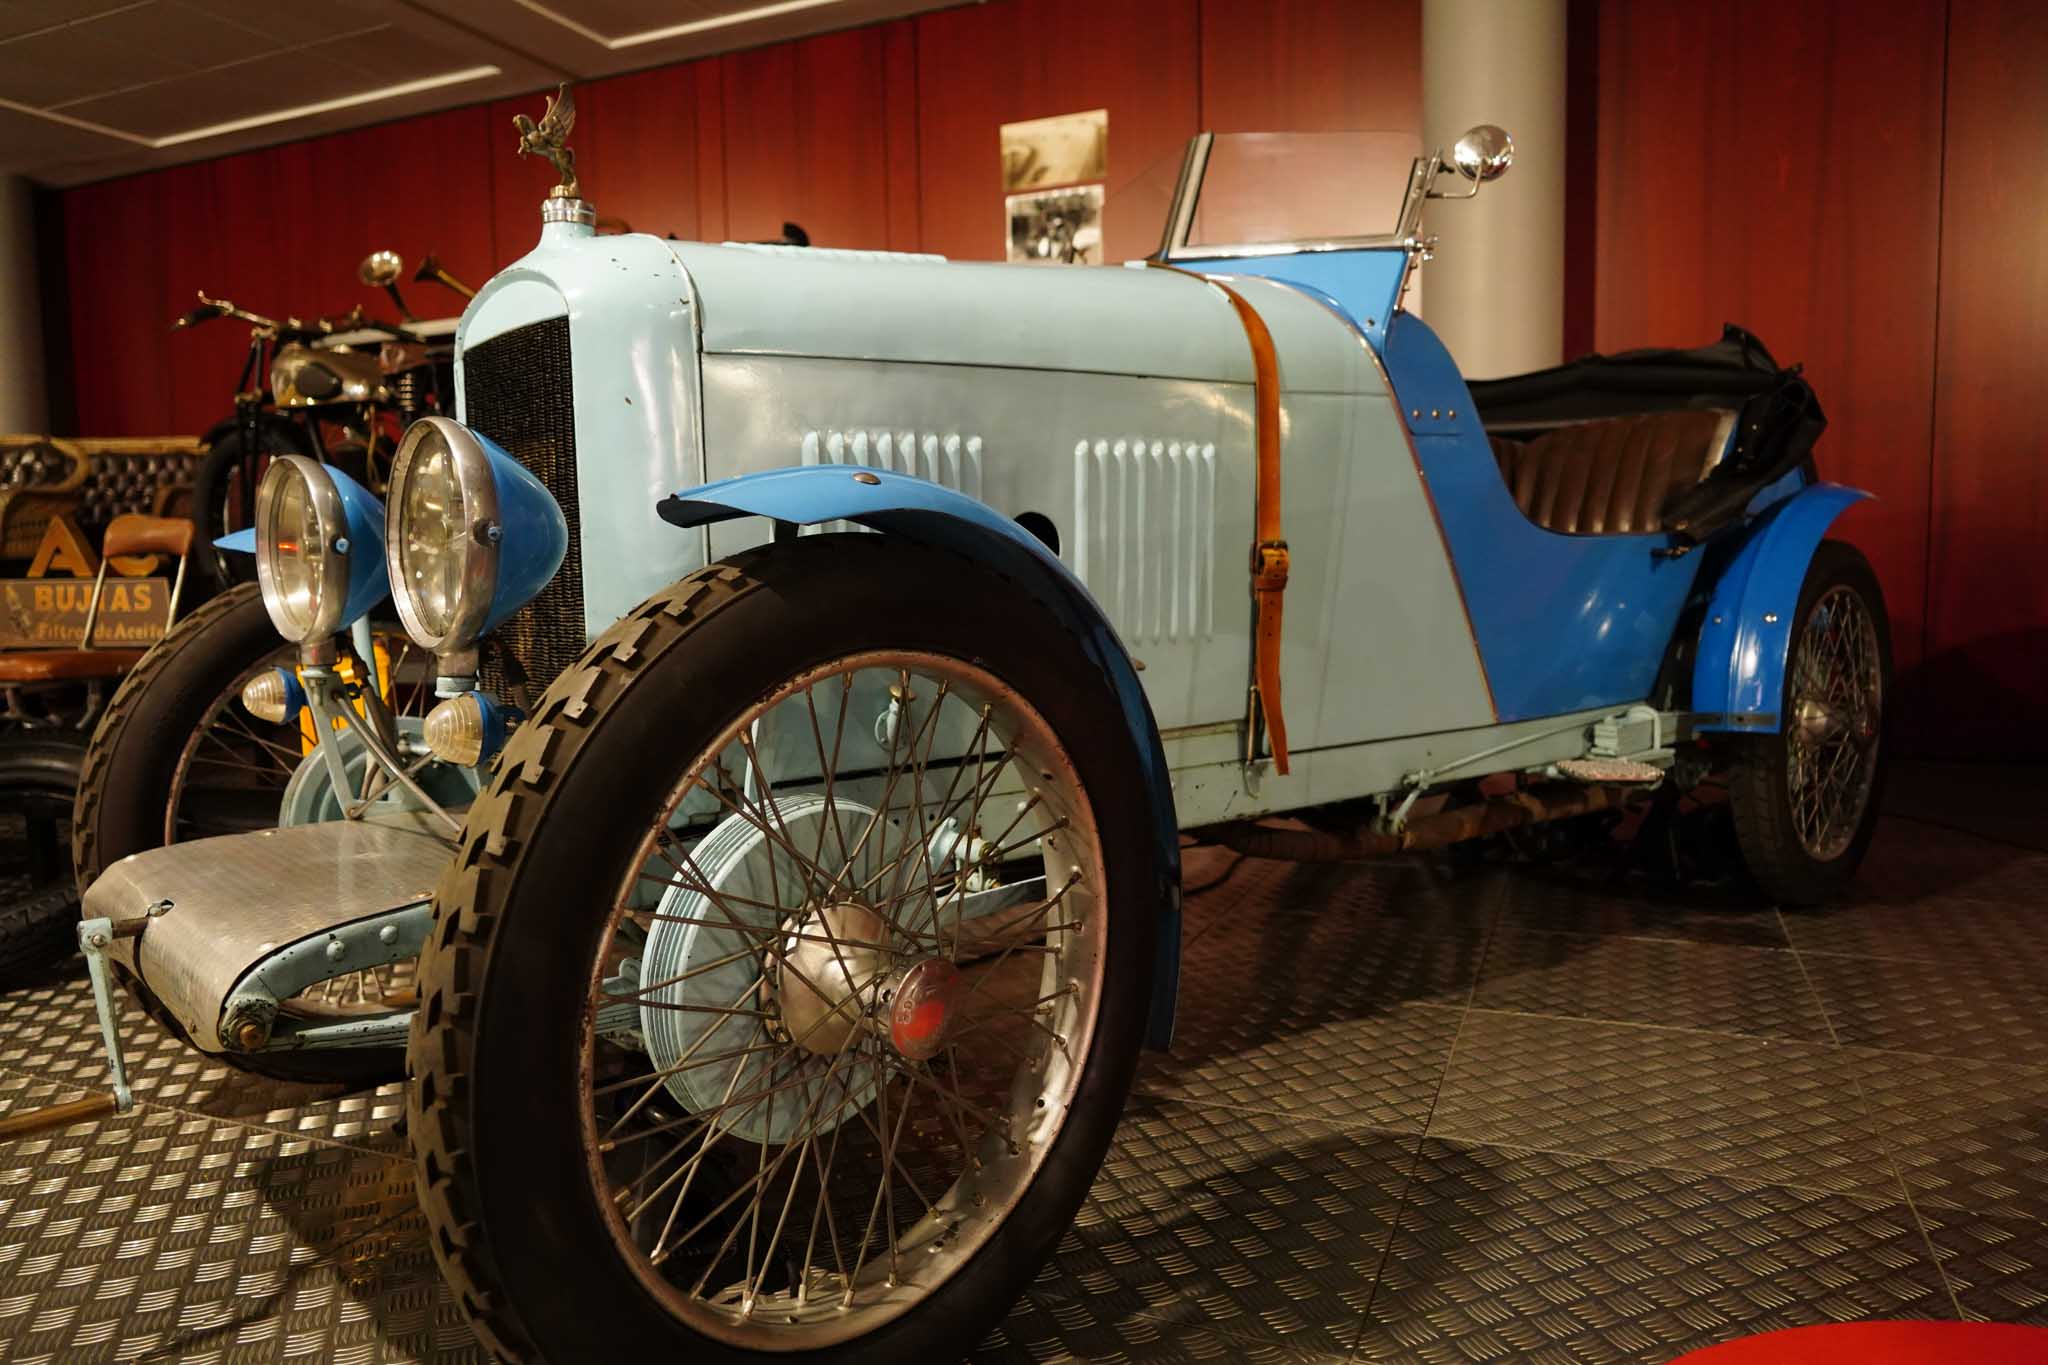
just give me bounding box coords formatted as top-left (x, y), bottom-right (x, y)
top-left (721, 25), bottom-right (907, 251)
top-left (1590, 0), bottom-right (1947, 708)
top-left (1925, 1), bottom-right (2048, 758)
top-left (1198, 0), bottom-right (1420, 136)
top-left (912, 0), bottom-right (1202, 264)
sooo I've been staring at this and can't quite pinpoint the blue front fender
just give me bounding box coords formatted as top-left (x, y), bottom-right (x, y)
top-left (658, 466), bottom-right (1183, 1049)
top-left (1692, 483), bottom-right (1872, 731)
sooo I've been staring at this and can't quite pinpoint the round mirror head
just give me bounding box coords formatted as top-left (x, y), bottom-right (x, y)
top-left (1452, 125), bottom-right (1514, 182)
top-left (358, 250), bottom-right (404, 287)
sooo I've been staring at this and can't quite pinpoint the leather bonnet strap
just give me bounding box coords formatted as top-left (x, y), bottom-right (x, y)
top-left (1144, 262), bottom-right (1290, 774)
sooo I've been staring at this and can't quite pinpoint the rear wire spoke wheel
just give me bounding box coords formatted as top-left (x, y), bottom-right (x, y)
top-left (73, 582), bottom-right (435, 1080)
top-left (411, 537), bottom-right (1165, 1362)
top-left (1727, 539), bottom-right (1891, 905)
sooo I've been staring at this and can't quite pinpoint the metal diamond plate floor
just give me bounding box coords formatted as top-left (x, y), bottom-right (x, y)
top-left (2, 761), bottom-right (2043, 1363)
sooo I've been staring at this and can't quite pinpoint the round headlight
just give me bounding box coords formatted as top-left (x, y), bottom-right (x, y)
top-left (254, 457), bottom-right (351, 642)
top-left (386, 416), bottom-right (569, 661)
top-left (386, 417), bottom-right (500, 653)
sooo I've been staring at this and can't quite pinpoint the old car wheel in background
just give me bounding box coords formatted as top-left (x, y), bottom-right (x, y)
top-left (411, 536), bottom-right (1162, 1362)
top-left (1727, 540), bottom-right (1892, 905)
top-left (72, 582), bottom-right (432, 1080)
top-left (0, 731), bottom-right (86, 980)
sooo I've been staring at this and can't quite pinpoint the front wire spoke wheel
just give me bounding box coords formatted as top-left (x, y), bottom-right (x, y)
top-left (409, 537), bottom-right (1163, 1363)
top-left (587, 650), bottom-right (1103, 1347)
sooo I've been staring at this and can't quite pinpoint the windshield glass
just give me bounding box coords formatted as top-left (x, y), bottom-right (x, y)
top-left (1119, 131), bottom-right (1422, 257)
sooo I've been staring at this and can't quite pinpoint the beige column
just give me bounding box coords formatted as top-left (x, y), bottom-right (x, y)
top-left (0, 175), bottom-right (48, 434)
top-left (1420, 0), bottom-right (1567, 379)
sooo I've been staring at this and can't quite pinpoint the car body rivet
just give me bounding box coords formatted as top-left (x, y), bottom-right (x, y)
top-left (325, 939), bottom-right (346, 961)
top-left (1411, 409), bottom-right (1422, 419)
top-left (1763, 612), bottom-right (1779, 624)
top-left (333, 536), bottom-right (350, 554)
top-left (1430, 408), bottom-right (1441, 419)
top-left (379, 924), bottom-right (400, 945)
top-left (852, 471), bottom-right (880, 485)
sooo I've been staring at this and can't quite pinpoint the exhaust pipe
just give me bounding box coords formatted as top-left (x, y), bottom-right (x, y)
top-left (1202, 782), bottom-right (1633, 863)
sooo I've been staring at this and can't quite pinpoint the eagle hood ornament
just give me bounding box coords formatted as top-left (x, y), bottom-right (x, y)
top-left (515, 83), bottom-right (588, 221)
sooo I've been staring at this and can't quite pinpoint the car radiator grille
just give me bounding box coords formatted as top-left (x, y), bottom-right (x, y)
top-left (461, 315), bottom-right (584, 699)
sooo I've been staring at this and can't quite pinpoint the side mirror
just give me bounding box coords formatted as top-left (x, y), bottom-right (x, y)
top-left (358, 250), bottom-right (404, 286)
top-left (1451, 125), bottom-right (1514, 182)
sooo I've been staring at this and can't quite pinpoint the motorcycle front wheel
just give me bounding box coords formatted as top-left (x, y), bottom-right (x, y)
top-left (411, 536), bottom-right (1165, 1362)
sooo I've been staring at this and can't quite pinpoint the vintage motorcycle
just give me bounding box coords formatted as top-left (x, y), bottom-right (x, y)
top-left (178, 251), bottom-right (473, 594)
top-left (33, 97), bottom-right (1889, 1364)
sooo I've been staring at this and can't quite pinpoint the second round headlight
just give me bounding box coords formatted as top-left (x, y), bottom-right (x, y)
top-left (385, 416), bottom-right (568, 658)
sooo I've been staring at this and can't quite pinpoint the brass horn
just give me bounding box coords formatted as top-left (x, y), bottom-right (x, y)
top-left (413, 252), bottom-right (477, 301)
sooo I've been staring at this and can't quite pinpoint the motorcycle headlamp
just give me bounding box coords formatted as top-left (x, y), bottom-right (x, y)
top-left (385, 416), bottom-right (567, 659)
top-left (253, 456), bottom-right (388, 644)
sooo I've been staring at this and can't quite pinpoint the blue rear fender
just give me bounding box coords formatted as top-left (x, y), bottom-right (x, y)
top-left (1691, 483), bottom-right (1872, 731)
top-left (657, 465), bottom-right (1183, 1049)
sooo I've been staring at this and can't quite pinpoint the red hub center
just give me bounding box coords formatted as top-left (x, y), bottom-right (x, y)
top-left (887, 958), bottom-right (961, 1062)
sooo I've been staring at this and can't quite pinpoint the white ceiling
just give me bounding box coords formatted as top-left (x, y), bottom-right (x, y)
top-left (1, 0), bottom-right (949, 186)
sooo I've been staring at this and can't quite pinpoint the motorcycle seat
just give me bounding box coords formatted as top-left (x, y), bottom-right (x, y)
top-left (0, 649), bottom-right (145, 683)
top-left (1487, 408), bottom-right (1736, 536)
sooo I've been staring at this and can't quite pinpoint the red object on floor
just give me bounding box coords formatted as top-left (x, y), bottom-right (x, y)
top-left (1674, 1322), bottom-right (2048, 1363)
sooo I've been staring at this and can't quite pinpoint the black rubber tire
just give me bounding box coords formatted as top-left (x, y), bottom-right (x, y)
top-left (190, 416), bottom-right (319, 596)
top-left (1726, 539), bottom-right (1892, 906)
top-left (73, 582), bottom-right (403, 1083)
top-left (409, 536), bottom-right (1168, 1364)
top-left (0, 731), bottom-right (87, 982)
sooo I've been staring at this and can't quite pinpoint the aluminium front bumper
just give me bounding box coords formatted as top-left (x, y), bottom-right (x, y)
top-left (82, 820), bottom-right (449, 1054)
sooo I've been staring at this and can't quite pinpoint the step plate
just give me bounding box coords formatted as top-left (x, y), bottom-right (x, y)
top-left (83, 821), bottom-right (451, 1053)
top-left (1557, 757), bottom-right (1667, 784)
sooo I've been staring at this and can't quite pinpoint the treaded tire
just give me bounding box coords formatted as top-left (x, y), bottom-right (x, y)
top-left (409, 536), bottom-right (1167, 1364)
top-left (1727, 539), bottom-right (1891, 906)
top-left (72, 582), bottom-right (402, 1083)
top-left (0, 731), bottom-right (87, 982)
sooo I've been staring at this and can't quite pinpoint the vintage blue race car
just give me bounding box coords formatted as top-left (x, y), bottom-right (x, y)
top-left (45, 101), bottom-right (1887, 1362)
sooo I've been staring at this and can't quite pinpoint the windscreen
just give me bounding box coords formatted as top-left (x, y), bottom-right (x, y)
top-left (1183, 132), bottom-right (1421, 251)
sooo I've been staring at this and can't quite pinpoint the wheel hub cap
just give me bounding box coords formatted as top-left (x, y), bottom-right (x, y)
top-left (886, 957), bottom-right (961, 1062)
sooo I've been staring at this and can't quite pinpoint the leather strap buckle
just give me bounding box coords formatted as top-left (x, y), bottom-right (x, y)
top-left (1252, 540), bottom-right (1290, 591)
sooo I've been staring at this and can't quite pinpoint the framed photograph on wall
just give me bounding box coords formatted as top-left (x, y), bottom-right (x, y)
top-left (1000, 109), bottom-right (1106, 264)
top-left (1005, 184), bottom-right (1105, 265)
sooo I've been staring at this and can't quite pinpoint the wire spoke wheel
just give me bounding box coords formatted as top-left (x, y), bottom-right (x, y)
top-left (1783, 584), bottom-right (1882, 860)
top-left (584, 650), bottom-right (1103, 1348)
top-left (411, 539), bottom-right (1161, 1362)
top-left (1725, 539), bottom-right (1891, 906)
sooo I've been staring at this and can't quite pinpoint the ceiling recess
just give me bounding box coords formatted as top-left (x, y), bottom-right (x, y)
top-left (2, 0), bottom-right (945, 187)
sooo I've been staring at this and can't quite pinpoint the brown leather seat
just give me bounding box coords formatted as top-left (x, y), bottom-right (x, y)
top-left (1486, 409), bottom-right (1732, 535)
top-left (0, 649), bottom-right (145, 683)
